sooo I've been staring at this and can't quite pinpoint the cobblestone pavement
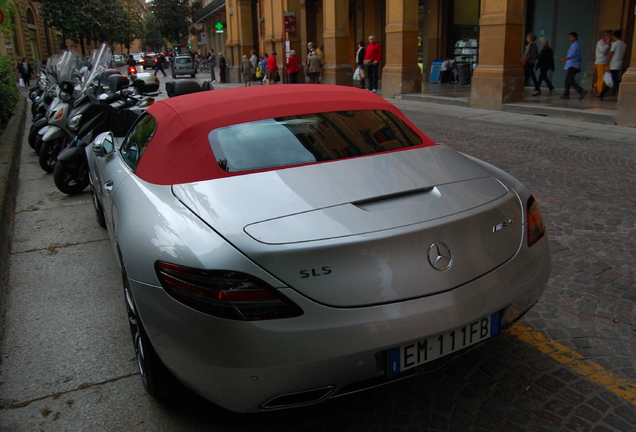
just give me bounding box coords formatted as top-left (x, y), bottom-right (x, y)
top-left (1, 97), bottom-right (635, 432)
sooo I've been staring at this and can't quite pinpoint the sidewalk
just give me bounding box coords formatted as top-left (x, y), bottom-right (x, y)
top-left (400, 82), bottom-right (618, 125)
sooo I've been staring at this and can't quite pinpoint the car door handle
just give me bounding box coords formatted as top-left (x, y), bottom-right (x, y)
top-left (105, 181), bottom-right (114, 194)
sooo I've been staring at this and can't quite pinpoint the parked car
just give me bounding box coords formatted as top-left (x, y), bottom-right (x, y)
top-left (132, 53), bottom-right (143, 62)
top-left (86, 84), bottom-right (551, 414)
top-left (140, 53), bottom-right (159, 70)
top-left (129, 72), bottom-right (161, 94)
top-left (171, 55), bottom-right (196, 78)
top-left (113, 54), bottom-right (125, 66)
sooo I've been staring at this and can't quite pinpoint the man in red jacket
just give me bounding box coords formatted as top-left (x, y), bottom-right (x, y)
top-left (363, 35), bottom-right (382, 92)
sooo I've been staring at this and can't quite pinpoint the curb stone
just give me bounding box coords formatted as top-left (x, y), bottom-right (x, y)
top-left (0, 96), bottom-right (26, 332)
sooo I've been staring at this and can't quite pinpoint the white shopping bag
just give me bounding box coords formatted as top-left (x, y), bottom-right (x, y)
top-left (604, 71), bottom-right (613, 88)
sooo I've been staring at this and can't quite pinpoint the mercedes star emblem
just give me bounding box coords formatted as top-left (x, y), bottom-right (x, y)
top-left (427, 242), bottom-right (452, 271)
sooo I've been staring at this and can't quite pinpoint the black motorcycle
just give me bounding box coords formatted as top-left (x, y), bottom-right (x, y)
top-left (54, 74), bottom-right (154, 194)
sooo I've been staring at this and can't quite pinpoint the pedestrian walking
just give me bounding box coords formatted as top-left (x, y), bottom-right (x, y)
top-left (521, 33), bottom-right (541, 95)
top-left (307, 51), bottom-right (323, 84)
top-left (363, 35), bottom-right (382, 92)
top-left (593, 30), bottom-right (612, 94)
top-left (16, 58), bottom-right (33, 88)
top-left (155, 54), bottom-right (167, 77)
top-left (287, 50), bottom-right (300, 83)
top-left (305, 42), bottom-right (316, 82)
top-left (250, 50), bottom-right (258, 82)
top-left (535, 38), bottom-right (555, 95)
top-left (355, 41), bottom-right (366, 89)
top-left (266, 52), bottom-right (278, 85)
top-left (258, 52), bottom-right (268, 84)
top-left (558, 32), bottom-right (587, 100)
top-left (218, 53), bottom-right (226, 83)
top-left (240, 55), bottom-right (254, 86)
top-left (597, 30), bottom-right (628, 101)
top-left (208, 49), bottom-right (217, 82)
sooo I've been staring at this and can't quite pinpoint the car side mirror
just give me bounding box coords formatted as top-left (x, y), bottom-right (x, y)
top-left (92, 132), bottom-right (115, 157)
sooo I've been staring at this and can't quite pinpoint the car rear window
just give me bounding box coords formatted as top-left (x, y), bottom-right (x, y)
top-left (209, 110), bottom-right (423, 173)
top-left (175, 57), bottom-right (191, 65)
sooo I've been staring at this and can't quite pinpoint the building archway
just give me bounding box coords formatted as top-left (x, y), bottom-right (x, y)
top-left (26, 8), bottom-right (41, 64)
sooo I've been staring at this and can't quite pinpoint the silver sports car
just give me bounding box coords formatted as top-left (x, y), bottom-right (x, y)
top-left (87, 84), bottom-right (551, 413)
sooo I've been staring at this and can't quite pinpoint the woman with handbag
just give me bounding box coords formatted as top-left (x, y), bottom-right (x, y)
top-left (522, 33), bottom-right (541, 96)
top-left (17, 58), bottom-right (33, 89)
top-left (355, 41), bottom-right (366, 89)
top-left (266, 52), bottom-right (278, 85)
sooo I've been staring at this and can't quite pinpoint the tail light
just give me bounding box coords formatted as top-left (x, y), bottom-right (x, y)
top-left (155, 262), bottom-right (303, 321)
top-left (526, 195), bottom-right (546, 247)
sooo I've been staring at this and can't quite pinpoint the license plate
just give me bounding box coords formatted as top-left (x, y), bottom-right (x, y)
top-left (388, 312), bottom-right (500, 376)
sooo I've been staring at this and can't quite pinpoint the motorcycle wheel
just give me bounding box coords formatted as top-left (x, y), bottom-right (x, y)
top-left (33, 134), bottom-right (44, 155)
top-left (38, 138), bottom-right (64, 173)
top-left (28, 123), bottom-right (40, 150)
top-left (53, 157), bottom-right (90, 194)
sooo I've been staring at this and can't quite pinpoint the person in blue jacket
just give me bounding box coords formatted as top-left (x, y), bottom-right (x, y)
top-left (558, 32), bottom-right (587, 100)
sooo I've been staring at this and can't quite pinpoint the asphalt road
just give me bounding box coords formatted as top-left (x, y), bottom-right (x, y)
top-left (1, 88), bottom-right (635, 431)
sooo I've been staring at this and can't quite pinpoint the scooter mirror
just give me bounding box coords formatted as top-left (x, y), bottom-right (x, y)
top-left (60, 81), bottom-right (74, 101)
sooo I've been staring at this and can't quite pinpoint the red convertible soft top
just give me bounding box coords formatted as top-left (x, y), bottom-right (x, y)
top-left (136, 84), bottom-right (436, 185)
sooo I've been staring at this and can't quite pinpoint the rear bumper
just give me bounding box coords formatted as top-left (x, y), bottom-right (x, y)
top-left (173, 68), bottom-right (195, 75)
top-left (131, 236), bottom-right (550, 413)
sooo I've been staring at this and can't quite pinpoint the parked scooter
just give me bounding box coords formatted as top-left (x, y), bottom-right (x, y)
top-left (37, 46), bottom-right (110, 173)
top-left (35, 50), bottom-right (86, 172)
top-left (28, 54), bottom-right (61, 153)
top-left (54, 74), bottom-right (154, 194)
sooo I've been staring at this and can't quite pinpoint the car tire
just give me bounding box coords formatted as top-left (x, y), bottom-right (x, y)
top-left (122, 265), bottom-right (181, 400)
top-left (172, 73), bottom-right (176, 79)
top-left (91, 186), bottom-right (106, 229)
top-left (191, 74), bottom-right (195, 78)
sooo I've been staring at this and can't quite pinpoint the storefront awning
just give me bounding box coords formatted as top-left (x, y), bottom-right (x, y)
top-left (193, 0), bottom-right (225, 24)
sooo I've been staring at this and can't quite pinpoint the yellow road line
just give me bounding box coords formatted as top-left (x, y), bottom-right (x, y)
top-left (508, 322), bottom-right (636, 405)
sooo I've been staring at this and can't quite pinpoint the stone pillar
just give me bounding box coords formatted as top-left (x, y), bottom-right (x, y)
top-left (382, 0), bottom-right (421, 97)
top-left (227, 0), bottom-right (255, 82)
top-left (321, 0), bottom-right (351, 84)
top-left (616, 18), bottom-right (636, 127)
top-left (470, 0), bottom-right (525, 110)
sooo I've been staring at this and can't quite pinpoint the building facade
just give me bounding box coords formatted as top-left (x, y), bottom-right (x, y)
top-left (1, 0), bottom-right (63, 73)
top-left (1, 0), bottom-right (146, 77)
top-left (4, 0), bottom-right (635, 126)
top-left (202, 0), bottom-right (635, 126)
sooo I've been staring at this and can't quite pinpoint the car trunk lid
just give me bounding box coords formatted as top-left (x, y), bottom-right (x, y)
top-left (173, 146), bottom-right (524, 307)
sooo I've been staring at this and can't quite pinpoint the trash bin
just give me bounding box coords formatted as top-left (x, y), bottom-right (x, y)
top-left (457, 63), bottom-right (471, 85)
top-left (429, 60), bottom-right (443, 83)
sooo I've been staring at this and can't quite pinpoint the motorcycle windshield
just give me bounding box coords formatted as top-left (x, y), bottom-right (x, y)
top-left (82, 44), bottom-right (113, 91)
top-left (55, 50), bottom-right (83, 84)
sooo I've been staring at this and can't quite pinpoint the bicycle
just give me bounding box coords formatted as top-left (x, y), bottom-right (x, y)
top-left (199, 59), bottom-right (210, 73)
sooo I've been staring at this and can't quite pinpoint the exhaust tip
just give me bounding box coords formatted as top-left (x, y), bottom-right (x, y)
top-left (261, 386), bottom-right (335, 410)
